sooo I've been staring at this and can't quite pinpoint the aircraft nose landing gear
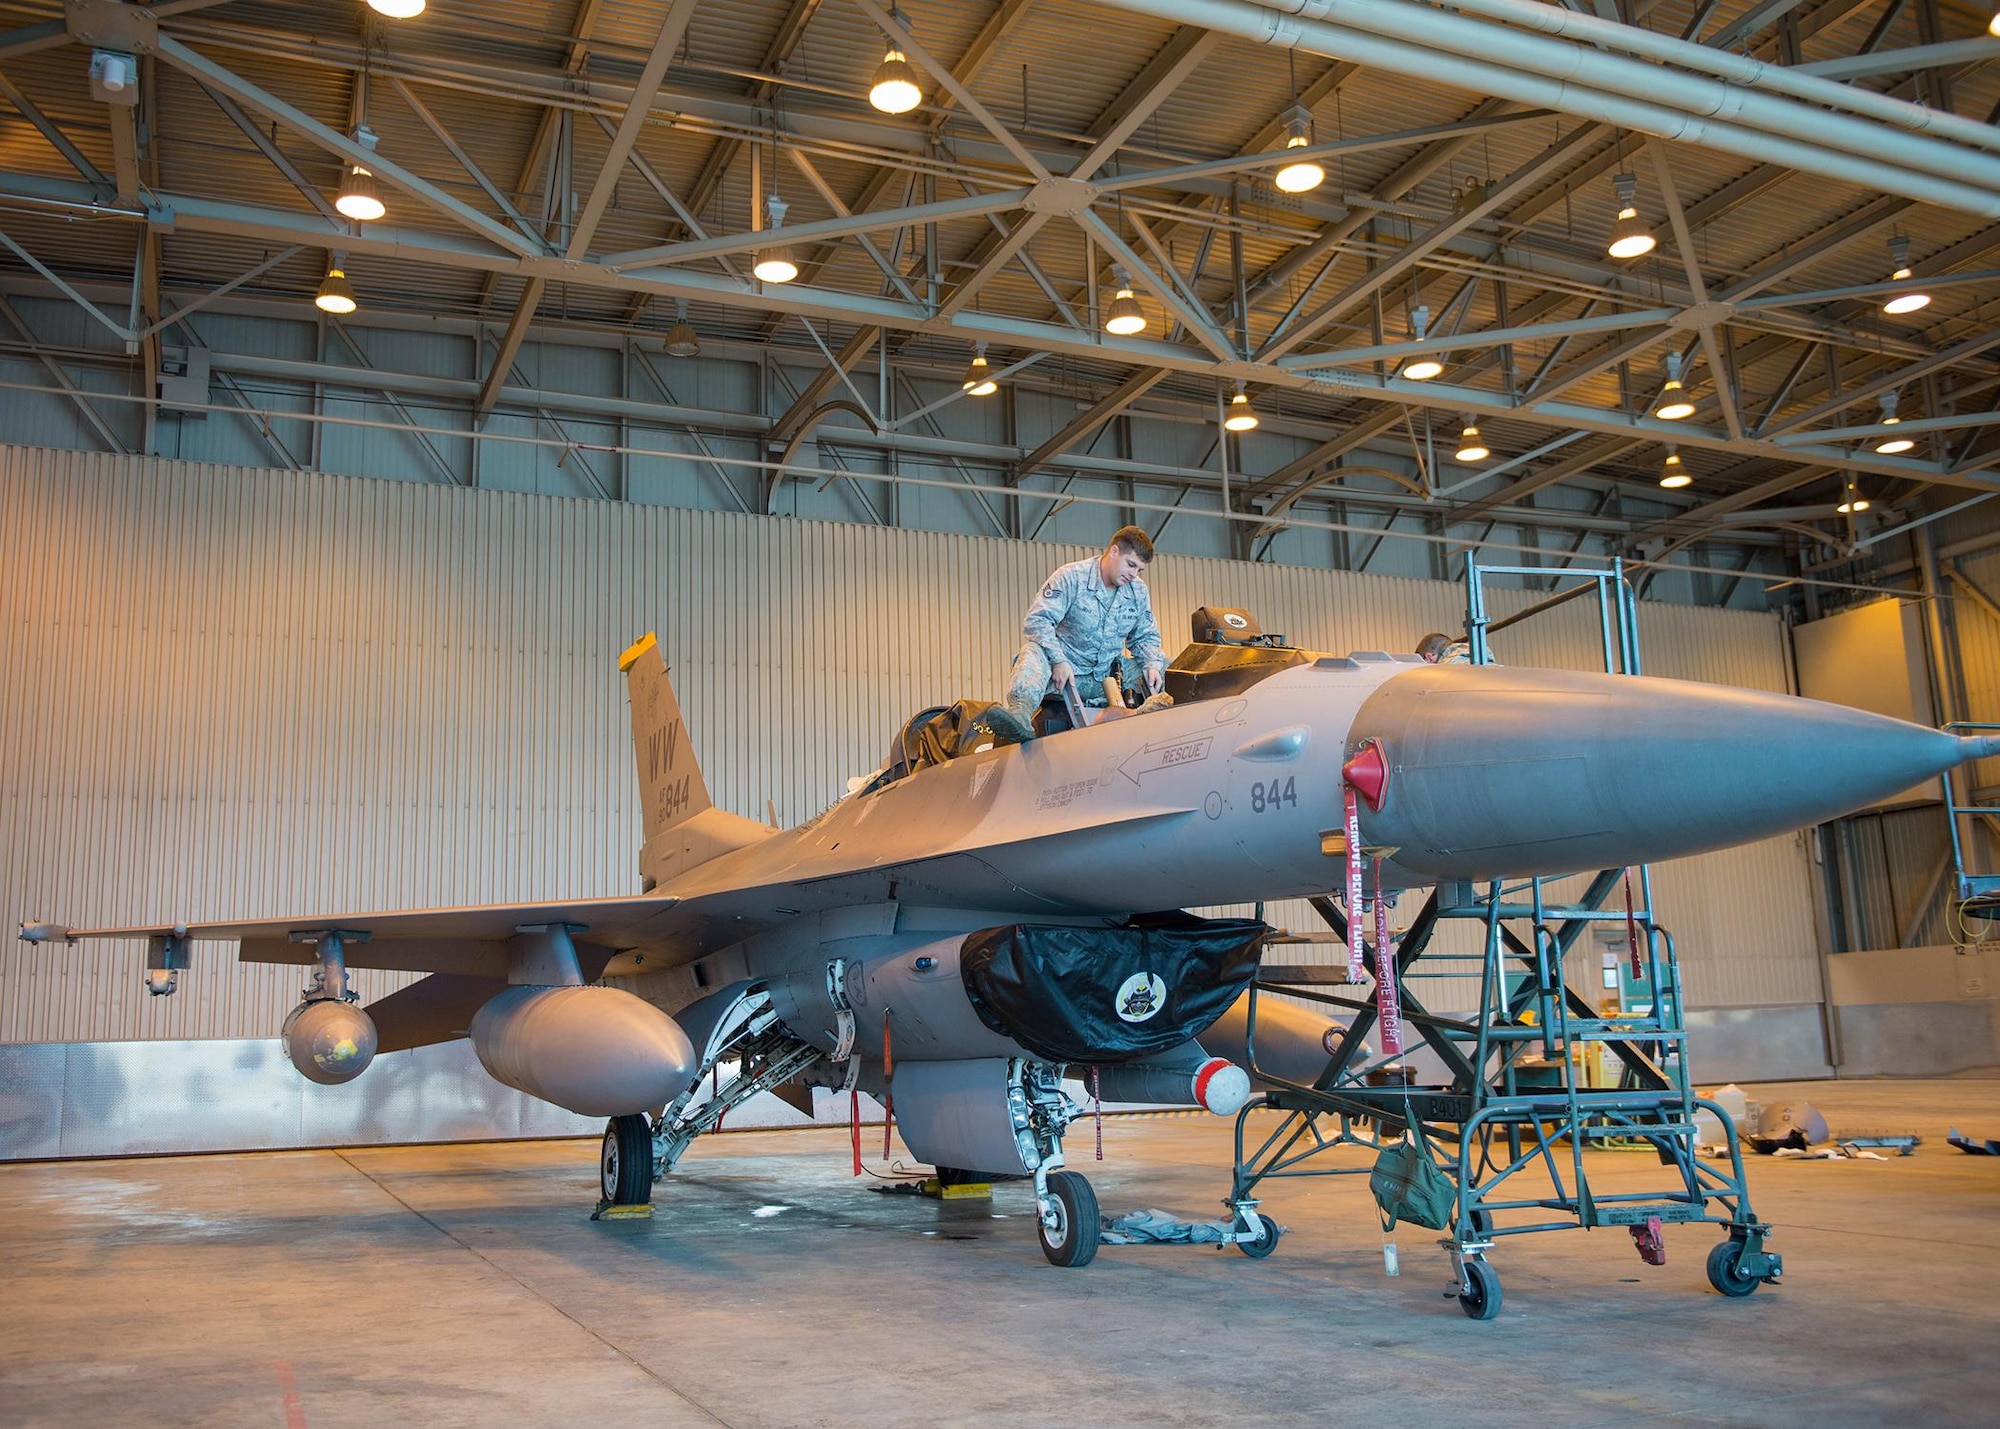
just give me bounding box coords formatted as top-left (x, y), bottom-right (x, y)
top-left (1010, 1060), bottom-right (1102, 1267)
top-left (1036, 1168), bottom-right (1099, 1267)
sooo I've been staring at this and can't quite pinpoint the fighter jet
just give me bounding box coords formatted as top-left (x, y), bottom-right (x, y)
top-left (22, 612), bottom-right (1999, 1267)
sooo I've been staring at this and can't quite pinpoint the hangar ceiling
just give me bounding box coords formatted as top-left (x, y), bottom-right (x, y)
top-left (2, 0), bottom-right (1999, 593)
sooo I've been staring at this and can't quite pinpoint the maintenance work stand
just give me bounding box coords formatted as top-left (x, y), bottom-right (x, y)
top-left (1224, 559), bottom-right (1783, 1319)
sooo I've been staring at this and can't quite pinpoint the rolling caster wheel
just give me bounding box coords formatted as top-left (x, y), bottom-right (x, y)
top-left (1235, 1212), bottom-right (1281, 1259)
top-left (1706, 1237), bottom-right (1762, 1297)
top-left (601, 1114), bottom-right (654, 1205)
top-left (1037, 1170), bottom-right (1099, 1268)
top-left (1458, 1258), bottom-right (1502, 1320)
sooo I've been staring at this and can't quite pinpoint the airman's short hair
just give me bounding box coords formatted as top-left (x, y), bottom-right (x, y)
top-left (1416, 632), bottom-right (1454, 662)
top-left (1109, 525), bottom-right (1155, 563)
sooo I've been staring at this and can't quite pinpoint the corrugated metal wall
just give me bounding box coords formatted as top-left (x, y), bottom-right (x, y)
top-left (0, 442), bottom-right (1820, 1043)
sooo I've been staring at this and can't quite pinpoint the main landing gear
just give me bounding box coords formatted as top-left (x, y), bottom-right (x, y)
top-left (601, 1113), bottom-right (653, 1205)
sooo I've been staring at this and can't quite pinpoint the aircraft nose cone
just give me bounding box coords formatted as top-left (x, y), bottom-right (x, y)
top-left (1351, 664), bottom-right (1979, 880)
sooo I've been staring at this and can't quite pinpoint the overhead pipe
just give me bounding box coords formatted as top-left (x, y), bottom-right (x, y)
top-left (1237, 0), bottom-right (2000, 194)
top-left (1406, 0), bottom-right (2000, 159)
top-left (1089, 0), bottom-right (2000, 216)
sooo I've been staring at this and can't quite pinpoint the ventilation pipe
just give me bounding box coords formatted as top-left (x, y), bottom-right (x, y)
top-left (1089, 0), bottom-right (2000, 216)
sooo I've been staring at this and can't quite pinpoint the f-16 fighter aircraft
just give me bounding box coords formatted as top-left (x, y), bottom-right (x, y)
top-left (22, 612), bottom-right (2000, 1266)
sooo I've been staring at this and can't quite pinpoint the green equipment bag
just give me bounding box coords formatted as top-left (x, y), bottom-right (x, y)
top-left (1370, 1136), bottom-right (1458, 1232)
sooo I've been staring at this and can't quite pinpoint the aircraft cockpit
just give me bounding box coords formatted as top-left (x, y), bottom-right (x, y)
top-left (1162, 605), bottom-right (1310, 703)
top-left (857, 606), bottom-right (1310, 797)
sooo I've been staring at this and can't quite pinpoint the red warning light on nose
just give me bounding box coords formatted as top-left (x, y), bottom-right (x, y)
top-left (1343, 739), bottom-right (1389, 811)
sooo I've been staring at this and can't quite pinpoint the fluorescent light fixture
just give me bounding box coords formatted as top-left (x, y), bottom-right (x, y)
top-left (1454, 417), bottom-right (1488, 463)
top-left (1658, 448), bottom-right (1689, 489)
top-left (1273, 106), bottom-right (1324, 195)
top-left (1607, 173), bottom-right (1655, 260)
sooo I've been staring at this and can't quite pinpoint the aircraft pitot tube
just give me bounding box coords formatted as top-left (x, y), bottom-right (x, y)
top-left (1342, 663), bottom-right (2000, 886)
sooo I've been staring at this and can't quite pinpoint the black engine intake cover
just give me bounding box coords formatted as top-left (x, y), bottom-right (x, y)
top-left (960, 915), bottom-right (1267, 1064)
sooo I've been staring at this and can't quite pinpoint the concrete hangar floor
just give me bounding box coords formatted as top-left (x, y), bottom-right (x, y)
top-left (3, 1077), bottom-right (1997, 1428)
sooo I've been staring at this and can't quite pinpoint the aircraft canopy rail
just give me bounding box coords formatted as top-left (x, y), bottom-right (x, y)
top-left (1221, 558), bottom-right (1780, 1319)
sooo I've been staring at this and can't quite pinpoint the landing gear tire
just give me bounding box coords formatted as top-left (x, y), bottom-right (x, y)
top-left (1038, 1170), bottom-right (1099, 1268)
top-left (1706, 1237), bottom-right (1761, 1297)
top-left (601, 1114), bottom-right (654, 1205)
top-left (1458, 1258), bottom-right (1502, 1320)
top-left (1235, 1212), bottom-right (1281, 1259)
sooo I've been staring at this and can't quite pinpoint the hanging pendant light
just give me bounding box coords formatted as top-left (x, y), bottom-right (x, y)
top-left (1399, 305), bottom-right (1442, 382)
top-left (1653, 353), bottom-right (1695, 420)
top-left (1607, 173), bottom-right (1655, 260)
top-left (314, 257), bottom-right (357, 315)
top-left (1223, 382), bottom-right (1259, 432)
top-left (1837, 478), bottom-right (1871, 514)
top-left (1874, 390), bottom-right (1914, 453)
top-left (961, 342), bottom-right (998, 396)
top-left (870, 47), bottom-right (922, 113)
top-left (336, 125), bottom-right (386, 221)
top-left (1104, 267), bottom-right (1146, 335)
top-left (663, 299), bottom-right (700, 358)
top-left (1454, 415), bottom-right (1488, 462)
top-left (754, 193), bottom-right (798, 284)
top-left (867, 8), bottom-right (922, 113)
top-left (1658, 447), bottom-right (1690, 489)
top-left (366, 0), bottom-right (425, 17)
top-left (1882, 236), bottom-right (1931, 315)
top-left (1273, 105), bottom-right (1324, 195)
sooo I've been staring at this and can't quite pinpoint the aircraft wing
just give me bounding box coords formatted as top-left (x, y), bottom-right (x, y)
top-left (20, 800), bottom-right (1200, 979)
top-left (21, 894), bottom-right (686, 978)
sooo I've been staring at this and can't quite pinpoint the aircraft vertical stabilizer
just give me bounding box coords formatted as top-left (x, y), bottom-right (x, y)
top-left (619, 632), bottom-right (773, 889)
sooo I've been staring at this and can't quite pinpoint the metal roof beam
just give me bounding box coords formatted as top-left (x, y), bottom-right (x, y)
top-left (1765, 326), bottom-right (2000, 438)
top-left (1450, 435), bottom-right (1649, 525)
top-left (194, 80), bottom-right (344, 227)
top-left (390, 77), bottom-right (547, 251)
top-left (477, 0), bottom-right (701, 418)
top-left (769, 325), bottom-right (881, 444)
top-left (153, 35), bottom-right (540, 259)
top-left (1012, 369), bottom-right (1168, 480)
top-left (1800, 36), bottom-right (2000, 80)
top-left (21, 174), bottom-right (1965, 488)
top-left (1257, 122), bottom-right (1603, 362)
top-left (853, 0), bottom-right (1049, 181)
top-left (0, 293), bottom-right (127, 452)
top-left (0, 70), bottom-right (109, 191)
